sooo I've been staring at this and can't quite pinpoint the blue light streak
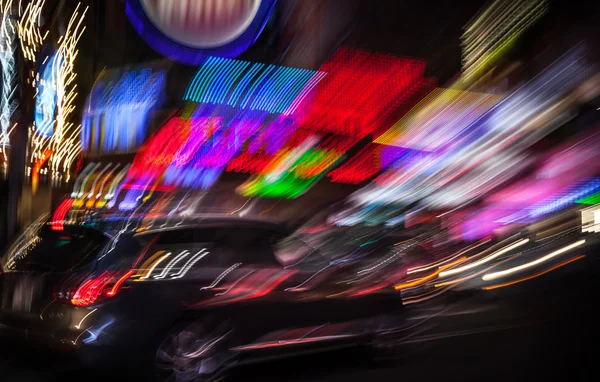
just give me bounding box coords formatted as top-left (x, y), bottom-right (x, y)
top-left (529, 178), bottom-right (600, 218)
top-left (183, 59), bottom-right (324, 116)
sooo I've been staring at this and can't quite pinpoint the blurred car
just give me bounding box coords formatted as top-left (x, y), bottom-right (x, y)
top-left (0, 213), bottom-right (405, 381)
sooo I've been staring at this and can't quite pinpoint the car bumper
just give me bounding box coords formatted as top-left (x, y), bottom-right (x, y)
top-left (0, 305), bottom-right (126, 367)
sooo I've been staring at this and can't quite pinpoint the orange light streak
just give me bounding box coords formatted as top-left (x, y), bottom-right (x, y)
top-left (395, 256), bottom-right (466, 290)
top-left (106, 270), bottom-right (134, 296)
top-left (482, 255), bottom-right (584, 290)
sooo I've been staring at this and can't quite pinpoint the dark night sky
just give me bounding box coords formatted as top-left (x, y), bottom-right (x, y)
top-left (344, 0), bottom-right (488, 84)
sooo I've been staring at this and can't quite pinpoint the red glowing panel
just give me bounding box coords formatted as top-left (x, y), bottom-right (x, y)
top-left (226, 151), bottom-right (273, 174)
top-left (126, 117), bottom-right (191, 181)
top-left (327, 144), bottom-right (382, 184)
top-left (301, 47), bottom-right (436, 138)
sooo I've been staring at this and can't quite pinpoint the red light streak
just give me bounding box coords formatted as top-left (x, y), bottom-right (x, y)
top-left (51, 199), bottom-right (75, 231)
top-left (226, 151), bottom-right (273, 174)
top-left (235, 271), bottom-right (297, 301)
top-left (71, 272), bottom-right (112, 307)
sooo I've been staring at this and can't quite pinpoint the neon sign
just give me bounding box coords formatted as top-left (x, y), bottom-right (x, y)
top-left (126, 0), bottom-right (277, 65)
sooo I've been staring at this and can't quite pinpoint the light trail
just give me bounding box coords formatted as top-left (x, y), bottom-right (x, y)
top-left (482, 255), bottom-right (585, 290)
top-left (482, 240), bottom-right (585, 281)
top-left (439, 238), bottom-right (529, 278)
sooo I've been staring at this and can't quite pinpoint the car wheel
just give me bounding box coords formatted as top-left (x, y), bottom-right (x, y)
top-left (154, 317), bottom-right (238, 382)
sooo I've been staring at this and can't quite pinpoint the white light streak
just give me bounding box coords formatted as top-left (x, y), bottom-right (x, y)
top-left (171, 249), bottom-right (208, 279)
top-left (153, 250), bottom-right (189, 279)
top-left (201, 263), bottom-right (242, 290)
top-left (0, 0), bottom-right (17, 164)
top-left (482, 240), bottom-right (585, 281)
top-left (24, 2), bottom-right (88, 183)
top-left (439, 238), bottom-right (529, 278)
top-left (140, 252), bottom-right (171, 279)
top-left (75, 308), bottom-right (97, 329)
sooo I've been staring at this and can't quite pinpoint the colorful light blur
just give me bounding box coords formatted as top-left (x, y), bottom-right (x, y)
top-left (349, 45), bottom-right (592, 226)
top-left (70, 162), bottom-right (129, 209)
top-left (51, 199), bottom-right (74, 231)
top-left (117, 56), bottom-right (330, 205)
top-left (374, 88), bottom-right (500, 151)
top-left (529, 179), bottom-right (600, 219)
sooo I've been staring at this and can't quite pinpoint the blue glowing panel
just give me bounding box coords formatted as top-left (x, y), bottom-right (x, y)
top-left (125, 0), bottom-right (277, 65)
top-left (183, 56), bottom-right (325, 115)
top-left (35, 54), bottom-right (61, 138)
top-left (82, 68), bottom-right (166, 154)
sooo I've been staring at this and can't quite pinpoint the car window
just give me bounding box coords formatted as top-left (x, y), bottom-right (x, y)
top-left (156, 229), bottom-right (195, 245)
top-left (2, 224), bottom-right (108, 273)
top-left (139, 226), bottom-right (281, 268)
top-left (95, 232), bottom-right (146, 271)
top-left (274, 237), bottom-right (328, 269)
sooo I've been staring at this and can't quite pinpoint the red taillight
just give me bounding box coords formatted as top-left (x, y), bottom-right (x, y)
top-left (70, 270), bottom-right (133, 307)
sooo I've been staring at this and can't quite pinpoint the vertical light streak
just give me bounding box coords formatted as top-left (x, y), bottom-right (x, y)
top-left (24, 2), bottom-right (88, 185)
top-left (50, 3), bottom-right (88, 181)
top-left (0, 0), bottom-right (17, 167)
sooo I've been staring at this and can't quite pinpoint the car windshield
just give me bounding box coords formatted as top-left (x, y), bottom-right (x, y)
top-left (1, 223), bottom-right (109, 273)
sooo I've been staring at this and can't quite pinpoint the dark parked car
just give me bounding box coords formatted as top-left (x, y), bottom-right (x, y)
top-left (0, 214), bottom-right (405, 381)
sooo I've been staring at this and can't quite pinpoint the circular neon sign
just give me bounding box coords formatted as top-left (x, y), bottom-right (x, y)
top-left (126, 0), bottom-right (276, 65)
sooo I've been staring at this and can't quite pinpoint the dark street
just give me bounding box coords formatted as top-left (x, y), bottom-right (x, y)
top-left (3, 248), bottom-right (598, 382)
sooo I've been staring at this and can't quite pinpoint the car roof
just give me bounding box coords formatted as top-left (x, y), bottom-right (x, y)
top-left (133, 213), bottom-right (290, 237)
